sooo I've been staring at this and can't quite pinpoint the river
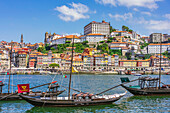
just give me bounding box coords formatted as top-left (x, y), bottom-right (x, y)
top-left (0, 74), bottom-right (169, 113)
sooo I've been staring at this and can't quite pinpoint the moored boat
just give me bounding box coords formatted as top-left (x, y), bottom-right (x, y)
top-left (120, 77), bottom-right (170, 96)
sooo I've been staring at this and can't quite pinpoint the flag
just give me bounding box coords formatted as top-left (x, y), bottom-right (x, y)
top-left (72, 67), bottom-right (78, 73)
top-left (17, 84), bottom-right (29, 93)
top-left (63, 75), bottom-right (67, 78)
top-left (51, 81), bottom-right (57, 84)
top-left (120, 77), bottom-right (130, 83)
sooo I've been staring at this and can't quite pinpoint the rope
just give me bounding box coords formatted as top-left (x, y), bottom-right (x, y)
top-left (12, 74), bottom-right (13, 94)
top-left (42, 74), bottom-right (57, 107)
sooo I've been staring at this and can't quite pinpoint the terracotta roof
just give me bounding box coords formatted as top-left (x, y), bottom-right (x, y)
top-left (111, 42), bottom-right (127, 44)
top-left (149, 43), bottom-right (170, 45)
top-left (87, 33), bottom-right (103, 36)
top-left (30, 59), bottom-right (36, 62)
top-left (112, 31), bottom-right (127, 33)
top-left (73, 58), bottom-right (82, 61)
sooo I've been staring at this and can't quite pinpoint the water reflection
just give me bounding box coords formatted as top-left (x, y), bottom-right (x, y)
top-left (26, 104), bottom-right (119, 113)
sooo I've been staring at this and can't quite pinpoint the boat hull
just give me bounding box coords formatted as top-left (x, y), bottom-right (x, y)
top-left (121, 84), bottom-right (170, 96)
top-left (0, 90), bottom-right (65, 101)
top-left (19, 94), bottom-right (125, 107)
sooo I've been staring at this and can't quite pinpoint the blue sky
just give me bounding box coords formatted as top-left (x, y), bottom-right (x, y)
top-left (0, 0), bottom-right (170, 43)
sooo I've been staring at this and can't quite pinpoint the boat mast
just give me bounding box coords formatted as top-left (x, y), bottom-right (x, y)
top-left (68, 35), bottom-right (74, 99)
top-left (159, 35), bottom-right (162, 89)
top-left (8, 41), bottom-right (12, 94)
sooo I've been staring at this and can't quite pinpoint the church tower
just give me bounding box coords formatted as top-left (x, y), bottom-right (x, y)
top-left (44, 32), bottom-right (49, 45)
top-left (21, 34), bottom-right (23, 43)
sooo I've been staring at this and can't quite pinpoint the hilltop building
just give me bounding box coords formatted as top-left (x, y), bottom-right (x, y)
top-left (149, 33), bottom-right (164, 43)
top-left (84, 20), bottom-right (110, 37)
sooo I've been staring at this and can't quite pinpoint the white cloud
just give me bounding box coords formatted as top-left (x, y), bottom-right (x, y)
top-left (95, 0), bottom-right (163, 9)
top-left (109, 13), bottom-right (133, 21)
top-left (95, 0), bottom-right (116, 6)
top-left (164, 14), bottom-right (170, 19)
top-left (133, 8), bottom-right (139, 12)
top-left (149, 20), bottom-right (170, 30)
top-left (141, 12), bottom-right (152, 16)
top-left (54, 3), bottom-right (90, 21)
top-left (137, 18), bottom-right (170, 31)
top-left (118, 0), bottom-right (162, 9)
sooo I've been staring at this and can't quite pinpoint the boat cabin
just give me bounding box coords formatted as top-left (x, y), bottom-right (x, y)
top-left (138, 77), bottom-right (159, 89)
top-left (48, 84), bottom-right (60, 93)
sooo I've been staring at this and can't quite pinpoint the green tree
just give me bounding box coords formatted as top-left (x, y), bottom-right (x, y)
top-left (129, 29), bottom-right (133, 33)
top-left (109, 37), bottom-right (114, 40)
top-left (99, 41), bottom-right (105, 43)
top-left (107, 39), bottom-right (112, 43)
top-left (37, 47), bottom-right (45, 52)
top-left (45, 44), bottom-right (50, 50)
top-left (109, 49), bottom-right (122, 56)
top-left (49, 63), bottom-right (60, 68)
top-left (50, 47), bottom-right (55, 51)
top-left (82, 41), bottom-right (88, 45)
top-left (66, 41), bottom-right (71, 43)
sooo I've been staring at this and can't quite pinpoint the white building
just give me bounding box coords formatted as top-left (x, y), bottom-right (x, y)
top-left (111, 31), bottom-right (132, 38)
top-left (147, 43), bottom-right (170, 54)
top-left (110, 42), bottom-right (128, 47)
top-left (149, 33), bottom-right (164, 43)
top-left (86, 33), bottom-right (105, 44)
top-left (84, 20), bottom-right (110, 37)
top-left (51, 35), bottom-right (81, 45)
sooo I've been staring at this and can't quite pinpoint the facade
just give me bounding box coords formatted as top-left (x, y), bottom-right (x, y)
top-left (51, 35), bottom-right (80, 45)
top-left (37, 53), bottom-right (52, 69)
top-left (84, 20), bottom-right (110, 37)
top-left (17, 53), bottom-right (27, 68)
top-left (119, 60), bottom-right (150, 68)
top-left (0, 50), bottom-right (9, 71)
top-left (147, 43), bottom-right (170, 54)
top-left (83, 54), bottom-right (94, 71)
top-left (149, 33), bottom-right (163, 43)
top-left (86, 34), bottom-right (105, 44)
top-left (111, 31), bottom-right (132, 38)
top-left (150, 55), bottom-right (169, 67)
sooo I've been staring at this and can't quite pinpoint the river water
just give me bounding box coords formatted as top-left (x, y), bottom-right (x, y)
top-left (0, 74), bottom-right (169, 113)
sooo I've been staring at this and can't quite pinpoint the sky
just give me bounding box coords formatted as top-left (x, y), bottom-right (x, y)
top-left (0, 0), bottom-right (170, 43)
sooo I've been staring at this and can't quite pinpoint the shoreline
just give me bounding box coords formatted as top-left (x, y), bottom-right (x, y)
top-left (2, 71), bottom-right (169, 75)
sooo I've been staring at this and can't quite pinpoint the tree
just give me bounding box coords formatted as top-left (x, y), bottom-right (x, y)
top-left (82, 41), bottom-right (88, 45)
top-left (49, 63), bottom-right (60, 68)
top-left (37, 47), bottom-right (45, 52)
top-left (66, 41), bottom-right (71, 43)
top-left (109, 37), bottom-right (114, 40)
top-left (45, 44), bottom-right (50, 50)
top-left (99, 41), bottom-right (105, 43)
top-left (50, 47), bottom-right (55, 51)
top-left (107, 39), bottom-right (112, 43)
top-left (129, 29), bottom-right (133, 33)
top-left (109, 49), bottom-right (122, 56)
top-left (110, 26), bottom-right (116, 33)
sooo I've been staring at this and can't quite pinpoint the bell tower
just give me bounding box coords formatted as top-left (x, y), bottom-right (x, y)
top-left (21, 34), bottom-right (23, 43)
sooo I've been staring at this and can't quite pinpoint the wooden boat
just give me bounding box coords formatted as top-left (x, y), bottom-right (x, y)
top-left (19, 92), bottom-right (126, 107)
top-left (134, 73), bottom-right (142, 76)
top-left (0, 82), bottom-right (65, 100)
top-left (122, 39), bottom-right (170, 96)
top-left (121, 77), bottom-right (170, 96)
top-left (19, 35), bottom-right (126, 107)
